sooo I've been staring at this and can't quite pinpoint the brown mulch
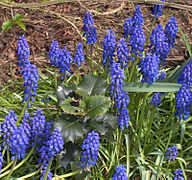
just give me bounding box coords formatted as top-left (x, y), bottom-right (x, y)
top-left (0, 0), bottom-right (192, 85)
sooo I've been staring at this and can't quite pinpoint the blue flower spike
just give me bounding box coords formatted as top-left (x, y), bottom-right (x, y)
top-left (112, 164), bottom-right (128, 180)
top-left (173, 168), bottom-right (184, 180)
top-left (166, 145), bottom-right (178, 161)
top-left (74, 43), bottom-right (85, 66)
top-left (152, 0), bottom-right (165, 18)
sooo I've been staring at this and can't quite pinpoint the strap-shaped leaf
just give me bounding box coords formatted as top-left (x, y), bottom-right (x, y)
top-left (77, 74), bottom-right (107, 96)
top-left (123, 82), bottom-right (182, 93)
top-left (86, 95), bottom-right (111, 118)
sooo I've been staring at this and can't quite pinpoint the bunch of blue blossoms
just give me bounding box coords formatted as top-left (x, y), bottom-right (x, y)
top-left (0, 123), bottom-right (3, 172)
top-left (74, 43), bottom-right (84, 66)
top-left (173, 169), bottom-right (184, 180)
top-left (152, 0), bottom-right (165, 18)
top-left (165, 145), bottom-right (178, 161)
top-left (83, 12), bottom-right (97, 44)
top-left (112, 164), bottom-right (128, 180)
top-left (102, 29), bottom-right (116, 68)
top-left (80, 131), bottom-right (100, 168)
top-left (48, 40), bottom-right (60, 66)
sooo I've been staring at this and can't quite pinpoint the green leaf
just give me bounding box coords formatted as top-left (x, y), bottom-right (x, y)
top-left (123, 82), bottom-right (182, 93)
top-left (86, 95), bottom-right (110, 118)
top-left (15, 21), bottom-right (26, 31)
top-left (13, 13), bottom-right (23, 21)
top-left (2, 20), bottom-right (13, 32)
top-left (53, 114), bottom-right (84, 142)
top-left (77, 74), bottom-right (107, 96)
top-left (60, 98), bottom-right (85, 116)
top-left (57, 142), bottom-right (80, 168)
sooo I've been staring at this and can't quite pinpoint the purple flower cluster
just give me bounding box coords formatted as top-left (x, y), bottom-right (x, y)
top-left (83, 12), bottom-right (97, 44)
top-left (177, 62), bottom-right (192, 86)
top-left (112, 164), bottom-right (128, 180)
top-left (149, 24), bottom-right (170, 63)
top-left (124, 5), bottom-right (146, 59)
top-left (22, 63), bottom-right (39, 107)
top-left (40, 165), bottom-right (53, 180)
top-left (175, 85), bottom-right (192, 120)
top-left (17, 36), bottom-right (39, 107)
top-left (117, 38), bottom-right (129, 68)
top-left (139, 53), bottom-right (159, 84)
top-left (74, 43), bottom-right (84, 66)
top-left (48, 40), bottom-right (60, 66)
top-left (110, 63), bottom-right (125, 98)
top-left (102, 30), bottom-right (116, 68)
top-left (166, 145), bottom-right (178, 161)
top-left (173, 169), bottom-right (184, 180)
top-left (165, 16), bottom-right (178, 48)
top-left (58, 47), bottom-right (73, 79)
top-left (80, 131), bottom-right (100, 168)
top-left (152, 0), bottom-right (165, 18)
top-left (0, 123), bottom-right (3, 172)
top-left (17, 35), bottom-right (30, 73)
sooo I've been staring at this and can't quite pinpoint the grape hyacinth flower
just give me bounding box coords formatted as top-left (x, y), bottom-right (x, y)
top-left (177, 62), bottom-right (192, 86)
top-left (83, 12), bottom-right (97, 44)
top-left (40, 164), bottom-right (53, 180)
top-left (165, 16), bottom-right (178, 48)
top-left (2, 110), bottom-right (18, 148)
top-left (124, 18), bottom-right (132, 38)
top-left (74, 43), bottom-right (84, 66)
top-left (115, 91), bottom-right (130, 130)
top-left (173, 169), bottom-right (184, 180)
top-left (175, 85), bottom-right (192, 120)
top-left (166, 145), bottom-right (178, 161)
top-left (110, 63), bottom-right (125, 98)
top-left (129, 25), bottom-right (146, 58)
top-left (152, 0), bottom-right (165, 18)
top-left (9, 126), bottom-right (29, 160)
top-left (151, 71), bottom-right (166, 107)
top-left (112, 164), bottom-right (128, 180)
top-left (22, 63), bottom-right (39, 107)
top-left (117, 38), bottom-right (129, 68)
top-left (102, 30), bottom-right (116, 67)
top-left (80, 131), bottom-right (100, 168)
top-left (139, 53), bottom-right (159, 84)
top-left (0, 123), bottom-right (3, 172)
top-left (17, 35), bottom-right (30, 73)
top-left (149, 24), bottom-right (170, 63)
top-left (132, 5), bottom-right (144, 26)
top-left (58, 47), bottom-right (73, 79)
top-left (48, 40), bottom-right (60, 66)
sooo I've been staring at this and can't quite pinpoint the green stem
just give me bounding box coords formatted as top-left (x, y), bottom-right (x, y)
top-left (0, 142), bottom-right (37, 178)
top-left (6, 156), bottom-right (18, 180)
top-left (125, 133), bottom-right (130, 178)
top-left (17, 100), bottom-right (28, 125)
top-left (128, 60), bottom-right (137, 82)
top-left (145, 16), bottom-right (156, 47)
top-left (52, 170), bottom-right (80, 179)
top-left (17, 170), bottom-right (40, 180)
top-left (7, 148), bottom-right (10, 164)
top-left (0, 161), bottom-right (14, 173)
top-left (86, 44), bottom-right (91, 69)
top-left (95, 42), bottom-right (102, 63)
top-left (43, 157), bottom-right (53, 180)
top-left (90, 44), bottom-right (94, 73)
top-left (54, 66), bottom-right (57, 88)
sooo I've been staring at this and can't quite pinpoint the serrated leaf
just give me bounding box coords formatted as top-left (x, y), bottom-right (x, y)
top-left (53, 114), bottom-right (84, 142)
top-left (77, 74), bottom-right (107, 96)
top-left (57, 142), bottom-right (80, 168)
top-left (123, 82), bottom-right (182, 93)
top-left (86, 95), bottom-right (110, 118)
top-left (2, 20), bottom-right (13, 32)
top-left (13, 13), bottom-right (23, 21)
top-left (61, 98), bottom-right (85, 116)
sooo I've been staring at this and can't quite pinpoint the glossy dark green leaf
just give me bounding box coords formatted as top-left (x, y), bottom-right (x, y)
top-left (57, 142), bottom-right (80, 168)
top-left (53, 114), bottom-right (84, 142)
top-left (2, 20), bottom-right (13, 32)
top-left (61, 98), bottom-right (85, 116)
top-left (77, 74), bottom-right (107, 96)
top-left (86, 95), bottom-right (111, 118)
top-left (13, 13), bottom-right (23, 21)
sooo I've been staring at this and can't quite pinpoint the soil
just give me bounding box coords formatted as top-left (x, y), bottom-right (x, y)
top-left (0, 0), bottom-right (192, 85)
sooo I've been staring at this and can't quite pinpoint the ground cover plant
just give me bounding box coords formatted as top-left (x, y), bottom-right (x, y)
top-left (0, 1), bottom-right (192, 180)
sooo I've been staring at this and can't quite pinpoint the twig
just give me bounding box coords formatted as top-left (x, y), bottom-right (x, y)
top-left (0, 0), bottom-right (192, 12)
top-left (77, 0), bottom-right (125, 15)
